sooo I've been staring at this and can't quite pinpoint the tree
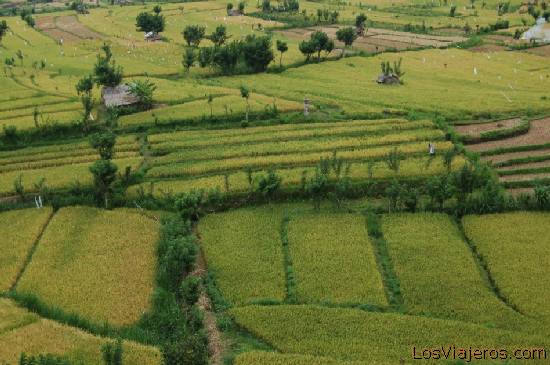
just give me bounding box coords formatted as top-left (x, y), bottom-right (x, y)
top-left (355, 13), bottom-right (367, 30)
top-left (449, 5), bottom-right (457, 17)
top-left (238, 1), bottom-right (245, 13)
top-left (276, 39), bottom-right (288, 67)
top-left (385, 147), bottom-right (403, 175)
top-left (76, 75), bottom-right (94, 133)
top-left (183, 47), bottom-right (195, 73)
top-left (336, 26), bottom-right (357, 51)
top-left (90, 131), bottom-right (116, 160)
top-left (240, 86), bottom-right (250, 123)
top-left (209, 24), bottom-right (228, 46)
top-left (299, 40), bottom-right (315, 62)
top-left (127, 79), bottom-right (156, 109)
top-left (90, 159), bottom-right (118, 209)
top-left (211, 41), bottom-right (241, 74)
top-left (0, 21), bottom-right (8, 45)
top-left (241, 34), bottom-right (274, 72)
top-left (16, 50), bottom-right (23, 66)
top-left (93, 43), bottom-right (123, 87)
top-left (306, 167), bottom-right (328, 211)
top-left (183, 25), bottom-right (205, 47)
top-left (304, 31), bottom-right (334, 62)
top-left (136, 12), bottom-right (165, 34)
top-left (207, 94), bottom-right (214, 118)
top-left (153, 4), bottom-right (162, 14)
top-left (257, 169), bottom-right (282, 199)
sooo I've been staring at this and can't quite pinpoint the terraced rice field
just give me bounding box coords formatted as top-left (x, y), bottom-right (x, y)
top-left (463, 212), bottom-right (550, 324)
top-left (16, 207), bottom-right (159, 326)
top-left (0, 136), bottom-right (141, 197)
top-left (460, 117), bottom-right (550, 190)
top-left (231, 305), bottom-right (550, 363)
top-left (288, 213), bottom-right (386, 305)
top-left (381, 213), bottom-right (535, 332)
top-left (0, 208), bottom-right (53, 292)
top-left (129, 118), bottom-right (463, 197)
top-left (0, 299), bottom-right (161, 364)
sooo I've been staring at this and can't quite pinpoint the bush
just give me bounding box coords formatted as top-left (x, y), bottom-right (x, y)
top-left (157, 236), bottom-right (198, 292)
top-left (179, 276), bottom-right (201, 306)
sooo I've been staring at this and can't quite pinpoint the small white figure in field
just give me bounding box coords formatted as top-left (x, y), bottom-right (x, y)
top-left (428, 143), bottom-right (435, 156)
top-left (473, 67), bottom-right (478, 75)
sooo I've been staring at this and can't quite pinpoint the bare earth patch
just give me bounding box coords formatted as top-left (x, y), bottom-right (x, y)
top-left (36, 15), bottom-right (102, 43)
top-left (455, 118), bottom-right (522, 137)
top-left (276, 26), bottom-right (465, 52)
top-left (467, 117), bottom-right (550, 153)
top-left (524, 45), bottom-right (550, 57)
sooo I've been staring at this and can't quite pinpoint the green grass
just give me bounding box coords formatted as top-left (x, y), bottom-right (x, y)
top-left (463, 212), bottom-right (550, 324)
top-left (16, 207), bottom-right (159, 327)
top-left (231, 305), bottom-right (550, 363)
top-left (0, 208), bottom-right (53, 293)
top-left (381, 213), bottom-right (537, 332)
top-left (198, 205), bottom-right (289, 306)
top-left (287, 212), bottom-right (387, 305)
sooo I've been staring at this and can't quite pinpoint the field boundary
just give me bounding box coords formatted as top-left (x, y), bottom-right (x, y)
top-left (280, 213), bottom-right (297, 304)
top-left (365, 212), bottom-right (404, 310)
top-left (454, 218), bottom-right (525, 316)
top-left (9, 208), bottom-right (55, 292)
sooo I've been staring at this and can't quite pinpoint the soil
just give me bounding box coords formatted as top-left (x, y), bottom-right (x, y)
top-left (36, 15), bottom-right (102, 43)
top-left (506, 187), bottom-right (534, 196)
top-left (455, 118), bottom-right (522, 136)
top-left (524, 44), bottom-right (550, 57)
top-left (276, 26), bottom-right (466, 53)
top-left (482, 148), bottom-right (550, 165)
top-left (468, 44), bottom-right (508, 53)
top-left (190, 247), bottom-right (226, 365)
top-left (467, 117), bottom-right (550, 153)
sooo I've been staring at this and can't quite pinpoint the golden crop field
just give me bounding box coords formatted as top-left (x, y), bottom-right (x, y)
top-left (0, 208), bottom-right (53, 292)
top-left (16, 207), bottom-right (159, 326)
top-left (0, 299), bottom-right (161, 364)
top-left (287, 212), bottom-right (387, 305)
top-left (463, 212), bottom-right (550, 324)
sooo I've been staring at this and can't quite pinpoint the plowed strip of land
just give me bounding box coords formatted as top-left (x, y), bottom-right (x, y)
top-left (467, 118), bottom-right (550, 153)
top-left (455, 118), bottom-right (521, 136)
top-left (498, 160), bottom-right (550, 171)
top-left (499, 172), bottom-right (550, 182)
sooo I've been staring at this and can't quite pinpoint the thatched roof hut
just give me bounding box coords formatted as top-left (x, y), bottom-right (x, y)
top-left (101, 84), bottom-right (139, 108)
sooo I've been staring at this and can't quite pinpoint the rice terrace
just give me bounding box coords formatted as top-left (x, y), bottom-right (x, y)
top-left (0, 0), bottom-right (549, 362)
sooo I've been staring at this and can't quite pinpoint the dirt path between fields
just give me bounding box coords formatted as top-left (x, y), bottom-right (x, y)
top-left (482, 148), bottom-right (550, 165)
top-left (190, 234), bottom-right (226, 365)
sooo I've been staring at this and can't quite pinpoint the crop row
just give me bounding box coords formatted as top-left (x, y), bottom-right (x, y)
top-left (132, 155), bottom-right (465, 199)
top-left (0, 95), bottom-right (68, 113)
top-left (463, 212), bottom-right (550, 324)
top-left (17, 207), bottom-right (159, 327)
top-left (118, 94), bottom-right (302, 127)
top-left (147, 141), bottom-right (454, 178)
top-left (0, 157), bottom-right (143, 197)
top-left (230, 305), bottom-right (550, 363)
top-left (148, 119), bottom-right (412, 144)
top-left (152, 129), bottom-right (444, 166)
top-left (0, 101), bottom-right (82, 121)
top-left (0, 136), bottom-right (138, 163)
top-left (150, 120), bottom-right (435, 152)
top-left (0, 151), bottom-right (139, 173)
top-left (382, 213), bottom-right (536, 333)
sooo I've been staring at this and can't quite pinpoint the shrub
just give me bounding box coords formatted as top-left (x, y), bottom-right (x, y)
top-left (179, 276), bottom-right (201, 306)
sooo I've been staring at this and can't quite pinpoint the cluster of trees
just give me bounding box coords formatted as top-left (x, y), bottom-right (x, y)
top-left (299, 31), bottom-right (334, 62)
top-left (182, 25), bottom-right (275, 74)
top-left (20, 9), bottom-right (35, 28)
top-left (226, 2), bottom-right (245, 14)
top-left (136, 5), bottom-right (165, 35)
top-left (315, 8), bottom-right (339, 23)
top-left (261, 0), bottom-right (300, 13)
top-left (0, 20), bottom-right (8, 45)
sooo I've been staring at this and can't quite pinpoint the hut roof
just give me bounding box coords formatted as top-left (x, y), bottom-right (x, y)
top-left (101, 84), bottom-right (139, 108)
